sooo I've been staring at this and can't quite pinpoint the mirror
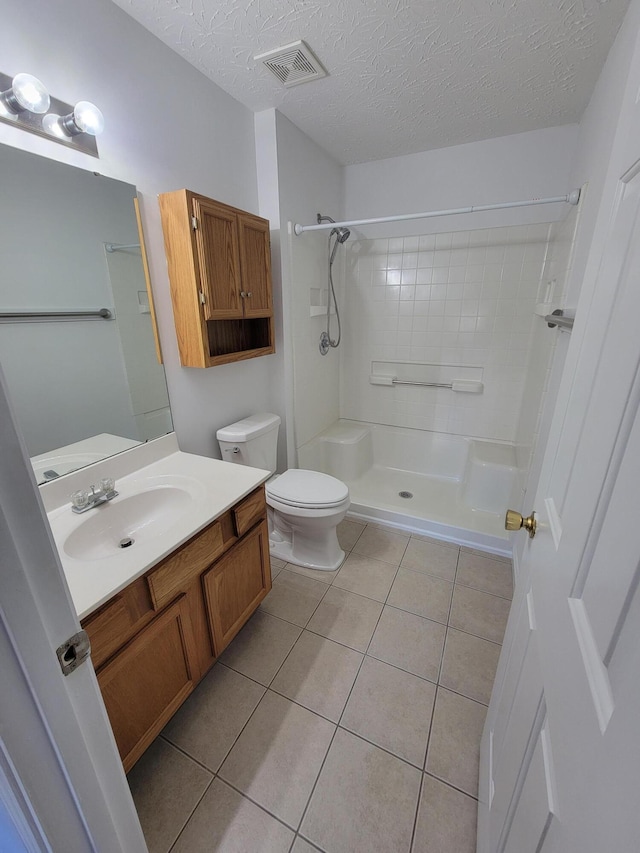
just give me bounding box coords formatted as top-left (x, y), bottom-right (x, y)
top-left (0, 144), bottom-right (173, 484)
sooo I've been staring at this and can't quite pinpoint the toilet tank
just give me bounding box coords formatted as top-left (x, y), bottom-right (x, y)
top-left (216, 413), bottom-right (281, 473)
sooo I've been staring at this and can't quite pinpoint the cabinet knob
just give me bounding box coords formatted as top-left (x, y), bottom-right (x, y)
top-left (240, 291), bottom-right (247, 298)
top-left (247, 292), bottom-right (252, 298)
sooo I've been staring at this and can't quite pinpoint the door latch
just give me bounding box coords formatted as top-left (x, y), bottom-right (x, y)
top-left (56, 630), bottom-right (92, 676)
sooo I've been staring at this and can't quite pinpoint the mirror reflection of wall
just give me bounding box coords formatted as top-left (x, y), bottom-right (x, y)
top-left (0, 144), bottom-right (173, 483)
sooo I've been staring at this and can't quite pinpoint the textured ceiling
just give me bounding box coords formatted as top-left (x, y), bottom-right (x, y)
top-left (111, 0), bottom-right (630, 165)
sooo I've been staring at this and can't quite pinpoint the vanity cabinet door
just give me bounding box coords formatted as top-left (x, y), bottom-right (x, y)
top-left (96, 594), bottom-right (199, 773)
top-left (203, 519), bottom-right (271, 654)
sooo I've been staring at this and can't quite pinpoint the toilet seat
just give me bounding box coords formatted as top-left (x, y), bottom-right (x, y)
top-left (266, 469), bottom-right (349, 509)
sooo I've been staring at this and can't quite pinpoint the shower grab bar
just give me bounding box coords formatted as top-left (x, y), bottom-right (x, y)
top-left (0, 309), bottom-right (113, 321)
top-left (369, 374), bottom-right (483, 393)
top-left (544, 310), bottom-right (574, 330)
top-left (393, 379), bottom-right (453, 388)
top-left (294, 189), bottom-right (581, 235)
top-left (105, 242), bottom-right (140, 253)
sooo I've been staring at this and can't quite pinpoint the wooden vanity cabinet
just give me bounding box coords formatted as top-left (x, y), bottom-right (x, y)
top-left (81, 486), bottom-right (271, 772)
top-left (158, 189), bottom-right (275, 368)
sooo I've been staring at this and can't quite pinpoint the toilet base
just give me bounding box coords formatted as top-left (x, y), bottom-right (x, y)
top-left (269, 524), bottom-right (346, 571)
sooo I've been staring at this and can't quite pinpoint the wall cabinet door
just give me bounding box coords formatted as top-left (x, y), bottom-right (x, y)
top-left (203, 519), bottom-right (271, 654)
top-left (96, 595), bottom-right (199, 772)
top-left (237, 213), bottom-right (272, 318)
top-left (193, 197), bottom-right (243, 320)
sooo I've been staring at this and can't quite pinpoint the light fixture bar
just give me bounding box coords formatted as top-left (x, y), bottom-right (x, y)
top-left (0, 71), bottom-right (101, 158)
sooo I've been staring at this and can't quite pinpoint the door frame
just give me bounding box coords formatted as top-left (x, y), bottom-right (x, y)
top-left (0, 367), bottom-right (147, 852)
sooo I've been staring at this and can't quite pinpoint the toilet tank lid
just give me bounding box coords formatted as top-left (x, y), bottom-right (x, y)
top-left (216, 413), bottom-right (281, 443)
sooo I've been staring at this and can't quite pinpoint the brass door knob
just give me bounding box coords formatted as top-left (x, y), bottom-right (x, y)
top-left (505, 509), bottom-right (537, 538)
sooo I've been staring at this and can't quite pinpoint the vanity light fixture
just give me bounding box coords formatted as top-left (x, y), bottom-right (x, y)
top-left (0, 73), bottom-right (50, 115)
top-left (43, 100), bottom-right (104, 139)
top-left (0, 70), bottom-right (103, 157)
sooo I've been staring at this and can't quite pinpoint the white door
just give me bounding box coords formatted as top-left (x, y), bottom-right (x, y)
top-left (0, 369), bottom-right (147, 852)
top-left (478, 24), bottom-right (640, 853)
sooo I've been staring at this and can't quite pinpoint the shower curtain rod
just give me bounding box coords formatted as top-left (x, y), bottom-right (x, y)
top-left (293, 189), bottom-right (581, 236)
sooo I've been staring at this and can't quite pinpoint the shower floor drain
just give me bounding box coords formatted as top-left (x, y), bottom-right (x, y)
top-left (399, 491), bottom-right (413, 499)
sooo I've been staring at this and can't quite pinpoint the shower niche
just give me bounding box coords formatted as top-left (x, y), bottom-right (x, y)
top-left (159, 189), bottom-right (275, 367)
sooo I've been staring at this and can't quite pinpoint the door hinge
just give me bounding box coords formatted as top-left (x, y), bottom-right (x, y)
top-left (56, 630), bottom-right (91, 676)
top-left (191, 215), bottom-right (199, 231)
top-left (199, 290), bottom-right (206, 304)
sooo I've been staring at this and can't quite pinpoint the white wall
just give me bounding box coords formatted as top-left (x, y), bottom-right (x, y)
top-left (344, 125), bottom-right (580, 239)
top-left (273, 113), bottom-right (344, 456)
top-left (1, 0), bottom-right (281, 460)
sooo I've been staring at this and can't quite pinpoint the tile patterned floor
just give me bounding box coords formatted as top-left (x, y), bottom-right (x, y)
top-left (128, 520), bottom-right (513, 853)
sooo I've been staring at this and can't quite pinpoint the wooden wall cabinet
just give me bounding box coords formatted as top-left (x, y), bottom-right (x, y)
top-left (159, 189), bottom-right (275, 368)
top-left (82, 486), bottom-right (271, 772)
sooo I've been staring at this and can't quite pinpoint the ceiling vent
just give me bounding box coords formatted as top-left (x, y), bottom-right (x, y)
top-left (254, 40), bottom-right (327, 88)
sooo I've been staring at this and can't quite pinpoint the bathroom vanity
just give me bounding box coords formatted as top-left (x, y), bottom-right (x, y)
top-left (42, 436), bottom-right (272, 772)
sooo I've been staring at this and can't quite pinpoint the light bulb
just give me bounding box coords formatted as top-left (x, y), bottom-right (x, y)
top-left (6, 73), bottom-right (50, 114)
top-left (62, 100), bottom-right (104, 136)
top-left (42, 113), bottom-right (67, 138)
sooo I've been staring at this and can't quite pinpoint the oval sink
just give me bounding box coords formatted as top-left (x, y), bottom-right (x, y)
top-left (63, 486), bottom-right (194, 561)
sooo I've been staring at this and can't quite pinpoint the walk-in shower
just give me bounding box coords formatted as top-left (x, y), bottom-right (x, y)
top-left (290, 193), bottom-right (582, 553)
top-left (316, 214), bottom-right (350, 356)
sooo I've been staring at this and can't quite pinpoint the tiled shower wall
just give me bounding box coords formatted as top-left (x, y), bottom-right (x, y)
top-left (340, 223), bottom-right (553, 443)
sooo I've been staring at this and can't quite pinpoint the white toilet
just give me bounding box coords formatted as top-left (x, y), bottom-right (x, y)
top-left (217, 413), bottom-right (350, 571)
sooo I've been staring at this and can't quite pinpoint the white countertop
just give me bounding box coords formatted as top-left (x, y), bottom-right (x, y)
top-left (44, 438), bottom-right (269, 621)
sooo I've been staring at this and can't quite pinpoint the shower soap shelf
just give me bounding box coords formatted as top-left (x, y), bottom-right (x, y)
top-left (310, 287), bottom-right (336, 316)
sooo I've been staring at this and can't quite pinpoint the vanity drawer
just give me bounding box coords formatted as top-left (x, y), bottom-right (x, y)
top-left (83, 577), bottom-right (154, 670)
top-left (233, 486), bottom-right (266, 537)
top-left (147, 519), bottom-right (225, 611)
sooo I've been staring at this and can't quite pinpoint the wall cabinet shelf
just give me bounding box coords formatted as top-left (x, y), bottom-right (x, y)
top-left (82, 486), bottom-right (271, 771)
top-left (159, 189), bottom-right (275, 367)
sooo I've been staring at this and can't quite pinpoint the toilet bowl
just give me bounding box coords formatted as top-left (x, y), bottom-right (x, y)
top-left (266, 469), bottom-right (350, 570)
top-left (216, 414), bottom-right (350, 571)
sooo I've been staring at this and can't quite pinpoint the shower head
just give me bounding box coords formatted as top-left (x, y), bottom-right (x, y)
top-left (316, 213), bottom-right (350, 244)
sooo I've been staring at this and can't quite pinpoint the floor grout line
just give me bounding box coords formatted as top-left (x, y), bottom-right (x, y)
top-left (423, 768), bottom-right (481, 802)
top-left (409, 763), bottom-right (426, 853)
top-left (294, 646), bottom-right (371, 840)
top-left (166, 771), bottom-right (216, 852)
top-left (202, 774), bottom-right (306, 835)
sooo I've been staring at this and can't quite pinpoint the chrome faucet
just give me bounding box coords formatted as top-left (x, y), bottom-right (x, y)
top-left (71, 477), bottom-right (118, 513)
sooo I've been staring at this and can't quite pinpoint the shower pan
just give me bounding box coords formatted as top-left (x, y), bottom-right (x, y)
top-left (298, 419), bottom-right (516, 556)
